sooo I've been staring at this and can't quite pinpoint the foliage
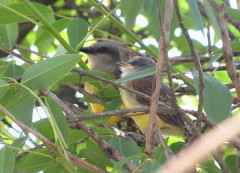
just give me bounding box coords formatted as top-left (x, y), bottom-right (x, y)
top-left (0, 0), bottom-right (239, 172)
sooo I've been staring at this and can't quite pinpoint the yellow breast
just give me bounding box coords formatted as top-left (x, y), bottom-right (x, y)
top-left (120, 84), bottom-right (184, 137)
top-left (84, 82), bottom-right (123, 125)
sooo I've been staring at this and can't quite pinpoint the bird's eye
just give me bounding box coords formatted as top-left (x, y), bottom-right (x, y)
top-left (99, 47), bottom-right (107, 53)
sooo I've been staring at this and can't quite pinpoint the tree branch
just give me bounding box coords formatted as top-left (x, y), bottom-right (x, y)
top-left (145, 0), bottom-right (174, 159)
top-left (219, 4), bottom-right (240, 97)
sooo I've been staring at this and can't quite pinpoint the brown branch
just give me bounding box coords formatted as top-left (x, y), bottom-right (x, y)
top-left (200, 64), bottom-right (240, 72)
top-left (219, 4), bottom-right (240, 97)
top-left (16, 144), bottom-right (45, 160)
top-left (155, 0), bottom-right (176, 160)
top-left (66, 84), bottom-right (106, 106)
top-left (67, 107), bottom-right (177, 122)
top-left (174, 2), bottom-right (230, 171)
top-left (40, 90), bottom-right (139, 172)
top-left (145, 0), bottom-right (174, 159)
top-left (207, 23), bottom-right (212, 56)
top-left (0, 45), bottom-right (34, 65)
top-left (174, 0), bottom-right (204, 130)
top-left (0, 105), bottom-right (107, 173)
top-left (169, 56), bottom-right (210, 64)
top-left (208, 0), bottom-right (240, 32)
top-left (14, 44), bottom-right (50, 59)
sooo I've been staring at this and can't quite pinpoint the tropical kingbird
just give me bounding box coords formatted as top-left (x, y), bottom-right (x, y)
top-left (79, 42), bottom-right (126, 125)
top-left (119, 56), bottom-right (185, 137)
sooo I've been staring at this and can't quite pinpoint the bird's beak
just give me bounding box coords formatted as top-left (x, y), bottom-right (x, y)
top-left (79, 47), bottom-right (94, 54)
top-left (117, 62), bottom-right (133, 67)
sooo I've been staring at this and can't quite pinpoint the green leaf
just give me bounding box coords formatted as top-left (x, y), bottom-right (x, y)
top-left (121, 0), bottom-right (143, 29)
top-left (21, 54), bottom-right (81, 91)
top-left (15, 148), bottom-right (53, 172)
top-left (225, 155), bottom-right (240, 173)
top-left (45, 98), bottom-right (69, 147)
top-left (143, 0), bottom-right (166, 40)
top-left (111, 153), bottom-right (145, 173)
top-left (34, 118), bottom-right (54, 140)
top-left (11, 137), bottom-right (27, 155)
top-left (35, 18), bottom-right (72, 45)
top-left (115, 66), bottom-right (155, 83)
top-left (44, 165), bottom-right (70, 173)
top-left (67, 18), bottom-right (88, 49)
top-left (79, 96), bottom-right (97, 104)
top-left (199, 158), bottom-right (220, 173)
top-left (0, 146), bottom-right (15, 173)
top-left (225, 6), bottom-right (240, 22)
top-left (68, 129), bottom-right (88, 154)
top-left (0, 23), bottom-right (18, 49)
top-left (0, 86), bottom-right (35, 126)
top-left (186, 0), bottom-right (204, 35)
top-left (108, 138), bottom-right (142, 166)
top-left (0, 80), bottom-right (9, 99)
top-left (141, 147), bottom-right (165, 173)
top-left (213, 41), bottom-right (240, 55)
top-left (207, 53), bottom-right (222, 67)
top-left (170, 142), bottom-right (184, 153)
top-left (193, 71), bottom-right (231, 123)
top-left (0, 2), bottom-right (53, 24)
top-left (3, 64), bottom-right (25, 78)
top-left (101, 88), bottom-right (120, 100)
top-left (79, 140), bottom-right (113, 167)
top-left (0, 85), bottom-right (20, 111)
top-left (9, 94), bottom-right (35, 127)
top-left (103, 98), bottom-right (122, 112)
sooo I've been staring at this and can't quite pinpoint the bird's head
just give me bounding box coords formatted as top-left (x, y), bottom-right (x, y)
top-left (118, 56), bottom-right (156, 77)
top-left (80, 42), bottom-right (121, 71)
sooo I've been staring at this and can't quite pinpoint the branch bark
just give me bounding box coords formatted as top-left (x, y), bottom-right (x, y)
top-left (145, 0), bottom-right (174, 158)
top-left (219, 4), bottom-right (240, 97)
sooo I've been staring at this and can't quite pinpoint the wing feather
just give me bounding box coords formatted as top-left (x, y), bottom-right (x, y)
top-left (130, 77), bottom-right (184, 127)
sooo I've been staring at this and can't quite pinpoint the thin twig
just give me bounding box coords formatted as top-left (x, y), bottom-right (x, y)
top-left (207, 23), bottom-right (212, 57)
top-left (174, 0), bottom-right (204, 132)
top-left (199, 64), bottom-right (240, 72)
top-left (16, 144), bottom-right (45, 160)
top-left (66, 84), bottom-right (106, 106)
top-left (67, 107), bottom-right (177, 122)
top-left (0, 45), bottom-right (34, 65)
top-left (15, 44), bottom-right (50, 58)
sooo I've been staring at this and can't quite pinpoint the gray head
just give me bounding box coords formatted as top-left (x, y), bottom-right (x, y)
top-left (119, 56), bottom-right (156, 77)
top-left (80, 42), bottom-right (122, 78)
top-left (80, 42), bottom-right (121, 67)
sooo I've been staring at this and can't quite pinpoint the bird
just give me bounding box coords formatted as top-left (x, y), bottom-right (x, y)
top-left (119, 56), bottom-right (186, 137)
top-left (79, 42), bottom-right (128, 125)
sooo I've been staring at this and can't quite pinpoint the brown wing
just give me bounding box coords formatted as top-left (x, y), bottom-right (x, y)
top-left (130, 77), bottom-right (184, 127)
